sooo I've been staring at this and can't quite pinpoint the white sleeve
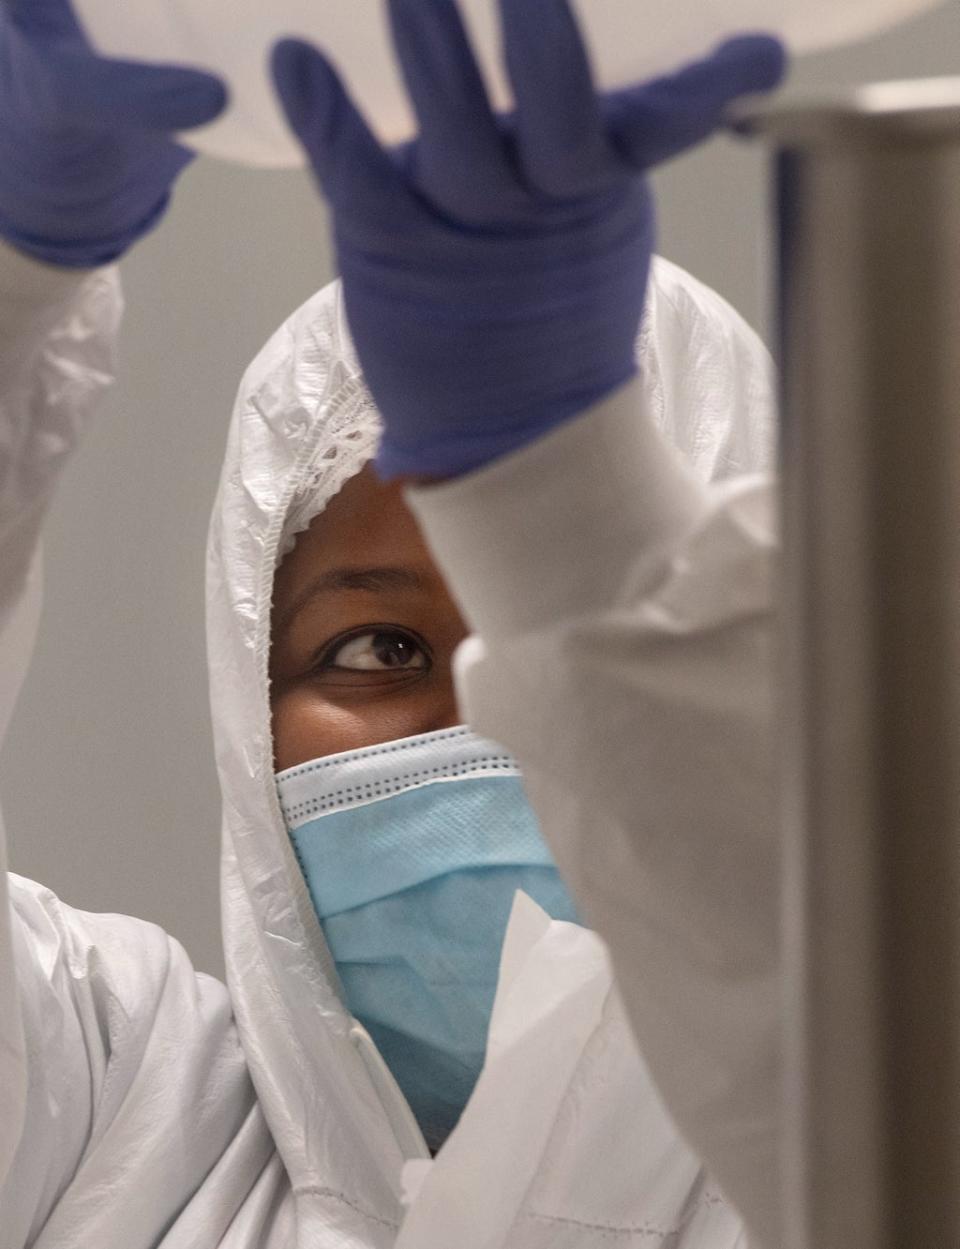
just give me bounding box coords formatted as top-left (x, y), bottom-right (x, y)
top-left (0, 244), bottom-right (119, 1201)
top-left (407, 378), bottom-right (781, 1249)
top-left (0, 243), bottom-right (122, 734)
top-left (0, 246), bottom-right (263, 1247)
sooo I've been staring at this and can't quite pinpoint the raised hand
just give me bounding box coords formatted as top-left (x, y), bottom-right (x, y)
top-left (272, 0), bottom-right (785, 478)
top-left (0, 0), bottom-right (226, 267)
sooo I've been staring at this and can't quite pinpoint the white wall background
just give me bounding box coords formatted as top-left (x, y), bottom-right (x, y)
top-left (3, 2), bottom-right (959, 979)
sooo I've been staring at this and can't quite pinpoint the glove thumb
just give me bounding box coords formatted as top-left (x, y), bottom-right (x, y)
top-left (53, 49), bottom-right (228, 132)
top-left (608, 34), bottom-right (787, 171)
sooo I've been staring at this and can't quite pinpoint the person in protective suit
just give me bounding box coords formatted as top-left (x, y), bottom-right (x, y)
top-left (0, 1), bottom-right (785, 1245)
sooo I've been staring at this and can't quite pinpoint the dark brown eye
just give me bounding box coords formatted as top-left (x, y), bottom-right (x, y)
top-left (326, 630), bottom-right (428, 672)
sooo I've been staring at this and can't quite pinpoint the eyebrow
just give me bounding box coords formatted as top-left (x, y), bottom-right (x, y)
top-left (273, 565), bottom-right (428, 641)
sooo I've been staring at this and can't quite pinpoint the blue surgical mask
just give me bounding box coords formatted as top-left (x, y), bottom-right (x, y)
top-left (275, 725), bottom-right (578, 1151)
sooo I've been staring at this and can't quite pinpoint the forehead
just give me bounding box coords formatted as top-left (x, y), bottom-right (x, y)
top-left (273, 463), bottom-right (437, 604)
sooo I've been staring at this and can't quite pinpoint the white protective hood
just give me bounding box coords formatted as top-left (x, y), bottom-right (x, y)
top-left (204, 257), bottom-right (775, 1243)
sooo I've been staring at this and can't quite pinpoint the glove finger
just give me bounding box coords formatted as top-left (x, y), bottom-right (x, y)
top-left (498, 0), bottom-right (614, 199)
top-left (386, 0), bottom-right (519, 215)
top-left (5, 0), bottom-right (85, 43)
top-left (606, 34), bottom-right (787, 171)
top-left (48, 48), bottom-right (227, 131)
top-left (272, 38), bottom-right (415, 228)
top-left (384, 0), bottom-right (524, 217)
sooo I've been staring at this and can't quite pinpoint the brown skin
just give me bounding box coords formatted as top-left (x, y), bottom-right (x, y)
top-left (270, 464), bottom-right (468, 770)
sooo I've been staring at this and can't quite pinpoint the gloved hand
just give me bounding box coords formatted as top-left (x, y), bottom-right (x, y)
top-left (272, 0), bottom-right (785, 479)
top-left (0, 0), bottom-right (226, 268)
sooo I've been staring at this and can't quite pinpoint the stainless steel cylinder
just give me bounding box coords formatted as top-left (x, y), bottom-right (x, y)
top-left (753, 81), bottom-right (960, 1249)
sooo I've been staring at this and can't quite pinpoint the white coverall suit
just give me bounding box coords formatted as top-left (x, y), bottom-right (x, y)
top-left (0, 239), bottom-right (779, 1249)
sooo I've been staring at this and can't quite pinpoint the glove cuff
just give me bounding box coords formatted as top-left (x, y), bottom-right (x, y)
top-left (374, 367), bottom-right (640, 481)
top-left (0, 191), bottom-right (172, 269)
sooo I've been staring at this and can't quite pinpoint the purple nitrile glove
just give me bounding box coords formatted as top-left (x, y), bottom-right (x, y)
top-left (273, 0), bottom-right (786, 479)
top-left (0, 0), bottom-right (227, 268)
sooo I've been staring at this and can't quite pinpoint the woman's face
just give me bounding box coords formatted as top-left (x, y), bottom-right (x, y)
top-left (270, 464), bottom-right (469, 770)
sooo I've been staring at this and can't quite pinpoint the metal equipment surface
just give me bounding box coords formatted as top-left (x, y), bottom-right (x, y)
top-left (754, 79), bottom-right (960, 1248)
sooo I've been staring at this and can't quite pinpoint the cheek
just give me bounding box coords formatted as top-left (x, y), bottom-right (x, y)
top-left (271, 690), bottom-right (381, 770)
top-left (271, 685), bottom-right (463, 772)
